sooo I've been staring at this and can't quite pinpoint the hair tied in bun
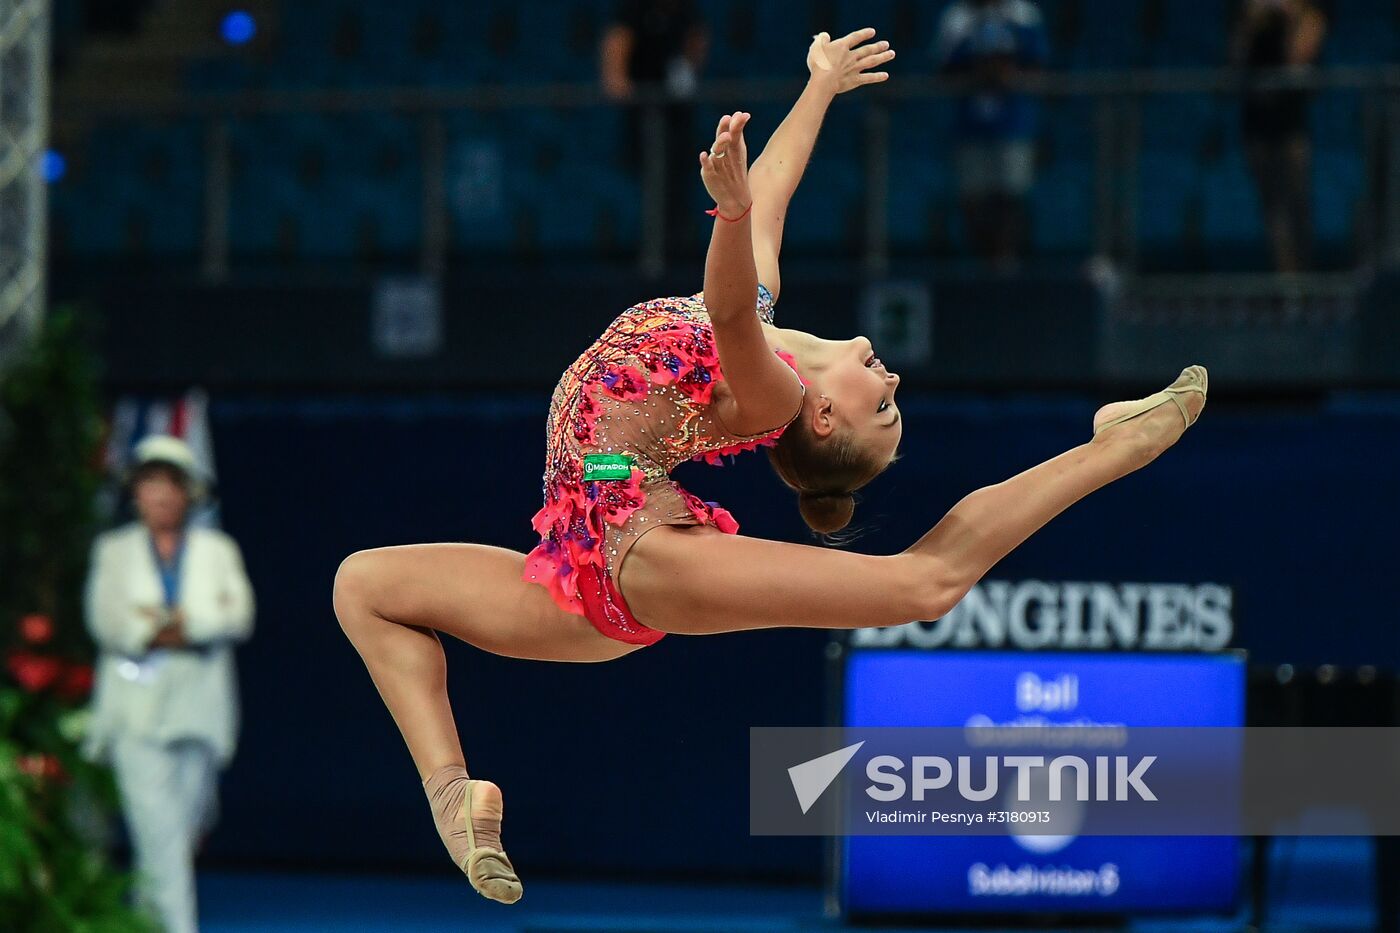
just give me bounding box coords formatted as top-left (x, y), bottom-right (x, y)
top-left (797, 488), bottom-right (856, 537)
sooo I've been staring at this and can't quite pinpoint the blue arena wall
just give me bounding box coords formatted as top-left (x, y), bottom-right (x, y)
top-left (197, 391), bottom-right (1400, 879)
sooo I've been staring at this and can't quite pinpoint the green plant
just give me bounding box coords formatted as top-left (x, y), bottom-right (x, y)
top-left (0, 309), bottom-right (103, 656)
top-left (0, 310), bottom-right (155, 931)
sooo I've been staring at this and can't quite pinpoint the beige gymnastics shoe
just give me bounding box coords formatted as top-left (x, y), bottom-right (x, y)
top-left (1093, 365), bottom-right (1209, 439)
top-left (422, 764), bottom-right (523, 905)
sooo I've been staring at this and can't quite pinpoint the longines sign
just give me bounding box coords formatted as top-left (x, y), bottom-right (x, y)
top-left (852, 581), bottom-right (1233, 651)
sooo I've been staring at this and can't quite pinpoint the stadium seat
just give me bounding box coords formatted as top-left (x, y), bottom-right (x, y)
top-left (50, 0), bottom-right (1396, 265)
top-left (1030, 161), bottom-right (1092, 255)
top-left (1202, 155), bottom-right (1263, 248)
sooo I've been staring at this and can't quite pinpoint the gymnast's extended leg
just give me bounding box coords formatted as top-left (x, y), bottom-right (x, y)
top-left (621, 389), bottom-right (1205, 635)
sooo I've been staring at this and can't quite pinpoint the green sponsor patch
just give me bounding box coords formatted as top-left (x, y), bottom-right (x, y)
top-left (582, 453), bottom-right (635, 481)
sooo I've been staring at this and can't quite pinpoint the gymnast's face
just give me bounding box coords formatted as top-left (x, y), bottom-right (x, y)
top-left (815, 336), bottom-right (902, 463)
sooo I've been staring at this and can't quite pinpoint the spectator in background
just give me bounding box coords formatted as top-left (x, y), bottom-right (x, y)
top-left (601, 0), bottom-right (708, 263)
top-left (82, 435), bottom-right (255, 933)
top-left (1234, 0), bottom-right (1327, 273)
top-left (935, 0), bottom-right (1048, 269)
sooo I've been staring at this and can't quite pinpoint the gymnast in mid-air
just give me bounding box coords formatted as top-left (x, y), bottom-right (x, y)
top-left (333, 27), bottom-right (1206, 905)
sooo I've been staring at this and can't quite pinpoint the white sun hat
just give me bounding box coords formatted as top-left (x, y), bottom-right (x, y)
top-left (129, 434), bottom-right (207, 500)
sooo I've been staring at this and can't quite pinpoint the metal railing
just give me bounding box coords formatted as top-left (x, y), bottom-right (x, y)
top-left (53, 65), bottom-right (1400, 283)
top-left (1, 0), bottom-right (51, 360)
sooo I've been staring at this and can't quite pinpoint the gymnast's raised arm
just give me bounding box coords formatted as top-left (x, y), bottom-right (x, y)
top-left (696, 108), bottom-right (803, 437)
top-left (748, 27), bottom-right (895, 302)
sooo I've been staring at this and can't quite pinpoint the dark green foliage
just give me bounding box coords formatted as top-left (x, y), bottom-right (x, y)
top-left (0, 311), bottom-right (155, 931)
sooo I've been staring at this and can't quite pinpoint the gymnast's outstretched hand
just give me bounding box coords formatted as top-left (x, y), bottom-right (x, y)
top-left (699, 110), bottom-right (752, 217)
top-left (807, 27), bottom-right (896, 95)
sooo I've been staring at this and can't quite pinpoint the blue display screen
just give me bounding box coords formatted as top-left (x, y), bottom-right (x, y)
top-left (841, 651), bottom-right (1245, 916)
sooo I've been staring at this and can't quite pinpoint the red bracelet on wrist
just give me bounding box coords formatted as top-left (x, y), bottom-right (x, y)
top-left (706, 202), bottom-right (753, 223)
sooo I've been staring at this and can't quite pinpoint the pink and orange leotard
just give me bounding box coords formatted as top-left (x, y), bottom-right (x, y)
top-left (524, 284), bottom-right (806, 646)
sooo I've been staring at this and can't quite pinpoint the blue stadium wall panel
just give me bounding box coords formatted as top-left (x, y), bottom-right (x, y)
top-left (201, 392), bottom-right (1400, 876)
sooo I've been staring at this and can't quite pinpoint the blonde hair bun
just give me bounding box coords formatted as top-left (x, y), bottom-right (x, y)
top-left (797, 490), bottom-right (855, 535)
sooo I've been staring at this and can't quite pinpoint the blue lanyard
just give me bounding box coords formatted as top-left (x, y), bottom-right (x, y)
top-left (149, 533), bottom-right (186, 608)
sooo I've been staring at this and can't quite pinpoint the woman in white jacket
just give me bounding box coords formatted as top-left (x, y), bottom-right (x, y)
top-left (82, 435), bottom-right (255, 933)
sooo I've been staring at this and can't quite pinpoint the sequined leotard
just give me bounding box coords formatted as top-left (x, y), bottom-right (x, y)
top-left (524, 284), bottom-right (807, 646)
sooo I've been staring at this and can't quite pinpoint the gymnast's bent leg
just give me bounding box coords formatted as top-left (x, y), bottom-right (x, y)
top-left (333, 542), bottom-right (639, 900)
